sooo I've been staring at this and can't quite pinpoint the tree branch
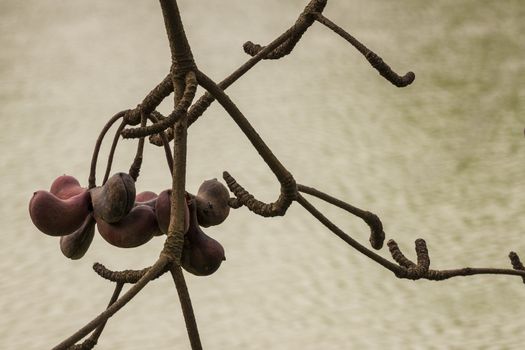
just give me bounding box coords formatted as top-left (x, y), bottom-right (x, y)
top-left (68, 282), bottom-right (124, 350)
top-left (52, 257), bottom-right (170, 350)
top-left (88, 111), bottom-right (126, 189)
top-left (121, 71), bottom-right (197, 139)
top-left (196, 70), bottom-right (297, 217)
top-left (243, 0), bottom-right (327, 60)
top-left (170, 266), bottom-right (202, 350)
top-left (297, 184), bottom-right (385, 249)
top-left (296, 193), bottom-right (401, 273)
top-left (312, 12), bottom-right (415, 87)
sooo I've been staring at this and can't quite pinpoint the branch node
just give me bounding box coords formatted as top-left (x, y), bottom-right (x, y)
top-left (509, 251), bottom-right (525, 284)
top-left (388, 239), bottom-right (431, 280)
top-left (387, 239), bottom-right (416, 269)
top-left (364, 212), bottom-right (385, 250)
top-left (123, 108), bottom-right (142, 126)
top-left (242, 0), bottom-right (327, 60)
top-left (121, 71), bottom-right (197, 139)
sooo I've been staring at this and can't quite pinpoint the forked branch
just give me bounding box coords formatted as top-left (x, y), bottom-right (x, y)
top-left (53, 257), bottom-right (170, 350)
top-left (243, 0), bottom-right (327, 60)
top-left (67, 283), bottom-right (124, 350)
top-left (47, 0), bottom-right (523, 349)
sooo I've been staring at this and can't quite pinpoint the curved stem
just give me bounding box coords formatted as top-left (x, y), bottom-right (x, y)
top-left (125, 74), bottom-right (174, 126)
top-left (296, 193), bottom-right (401, 273)
top-left (88, 111), bottom-right (126, 189)
top-left (88, 282), bottom-right (123, 345)
top-left (223, 171), bottom-right (294, 217)
top-left (128, 114), bottom-right (147, 181)
top-left (122, 71), bottom-right (197, 139)
top-left (148, 112), bottom-right (174, 173)
top-left (195, 70), bottom-right (294, 186)
top-left (312, 12), bottom-right (415, 87)
top-left (242, 0), bottom-right (327, 60)
top-left (298, 184), bottom-right (384, 249)
top-left (196, 70), bottom-right (297, 216)
top-left (102, 120), bottom-right (127, 185)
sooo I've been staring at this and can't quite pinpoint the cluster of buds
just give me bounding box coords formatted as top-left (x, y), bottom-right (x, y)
top-left (29, 174), bottom-right (230, 276)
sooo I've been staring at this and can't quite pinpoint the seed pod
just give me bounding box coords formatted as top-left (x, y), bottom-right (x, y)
top-left (50, 175), bottom-right (85, 200)
top-left (135, 191), bottom-right (158, 203)
top-left (155, 189), bottom-right (190, 235)
top-left (60, 215), bottom-right (96, 259)
top-left (90, 172), bottom-right (135, 223)
top-left (195, 179), bottom-right (230, 227)
top-left (29, 190), bottom-right (91, 236)
top-left (181, 199), bottom-right (226, 276)
top-left (135, 191), bottom-right (158, 212)
top-left (96, 205), bottom-right (159, 248)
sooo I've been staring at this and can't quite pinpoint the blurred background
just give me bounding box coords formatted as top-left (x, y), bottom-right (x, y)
top-left (1, 0), bottom-right (524, 349)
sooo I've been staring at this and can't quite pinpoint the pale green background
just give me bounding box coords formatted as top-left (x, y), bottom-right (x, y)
top-left (1, 1), bottom-right (524, 349)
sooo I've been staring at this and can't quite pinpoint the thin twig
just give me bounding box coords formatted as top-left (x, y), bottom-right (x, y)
top-left (92, 263), bottom-right (170, 284)
top-left (312, 12), bottom-right (415, 87)
top-left (196, 69), bottom-right (297, 217)
top-left (243, 0), bottom-right (327, 60)
top-left (128, 113), bottom-right (147, 181)
top-left (149, 5), bottom-right (318, 145)
top-left (102, 120), bottom-right (127, 184)
top-left (297, 184), bottom-right (385, 249)
top-left (88, 111), bottom-right (127, 188)
top-left (296, 193), bottom-right (401, 273)
top-left (52, 257), bottom-right (170, 350)
top-left (170, 265), bottom-right (202, 350)
top-left (387, 240), bottom-right (525, 281)
top-left (298, 193), bottom-right (525, 281)
top-left (124, 74), bottom-right (174, 126)
top-left (121, 71), bottom-right (197, 139)
top-left (148, 111), bottom-right (174, 173)
top-left (68, 282), bottom-right (124, 350)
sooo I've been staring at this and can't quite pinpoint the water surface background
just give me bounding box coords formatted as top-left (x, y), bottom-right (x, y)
top-left (1, 1), bottom-right (524, 349)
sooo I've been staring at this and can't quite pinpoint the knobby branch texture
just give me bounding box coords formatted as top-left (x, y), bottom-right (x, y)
top-left (27, 0), bottom-right (522, 349)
